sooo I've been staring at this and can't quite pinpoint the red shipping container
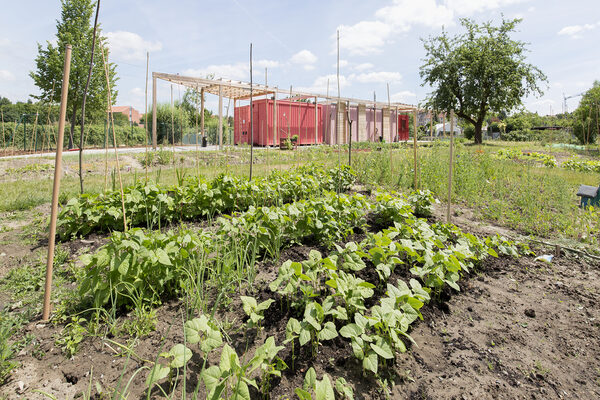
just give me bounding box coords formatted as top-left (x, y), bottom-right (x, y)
top-left (234, 99), bottom-right (323, 146)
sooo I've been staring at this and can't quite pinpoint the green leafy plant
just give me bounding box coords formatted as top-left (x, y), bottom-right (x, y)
top-left (240, 296), bottom-right (274, 331)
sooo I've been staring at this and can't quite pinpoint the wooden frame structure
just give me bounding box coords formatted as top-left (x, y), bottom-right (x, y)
top-left (152, 72), bottom-right (417, 149)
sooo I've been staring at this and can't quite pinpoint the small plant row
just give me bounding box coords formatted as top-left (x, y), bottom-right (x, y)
top-left (141, 193), bottom-right (530, 398)
top-left (78, 188), bottom-right (433, 311)
top-left (562, 157), bottom-right (600, 174)
top-left (57, 164), bottom-right (356, 239)
top-left (268, 198), bottom-right (531, 380)
top-left (494, 148), bottom-right (557, 167)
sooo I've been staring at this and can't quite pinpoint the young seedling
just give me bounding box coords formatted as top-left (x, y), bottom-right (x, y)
top-left (240, 295), bottom-right (274, 331)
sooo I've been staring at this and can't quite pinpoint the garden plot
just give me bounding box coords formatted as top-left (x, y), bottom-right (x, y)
top-left (0, 158), bottom-right (599, 400)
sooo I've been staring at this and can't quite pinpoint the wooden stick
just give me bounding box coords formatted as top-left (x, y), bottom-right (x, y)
top-left (249, 43), bottom-right (253, 180)
top-left (325, 79), bottom-right (330, 145)
top-left (42, 44), bottom-right (72, 321)
top-left (101, 47), bottom-right (127, 231)
top-left (387, 83), bottom-right (392, 174)
top-left (314, 96), bottom-right (318, 145)
top-left (413, 109), bottom-right (418, 189)
top-left (152, 75), bottom-right (157, 150)
top-left (446, 109), bottom-right (455, 223)
top-left (219, 84), bottom-right (223, 151)
top-left (170, 84), bottom-right (175, 161)
top-left (104, 111), bottom-right (109, 191)
top-left (195, 85), bottom-right (199, 173)
top-left (1, 107), bottom-right (5, 155)
top-left (144, 51), bottom-right (149, 181)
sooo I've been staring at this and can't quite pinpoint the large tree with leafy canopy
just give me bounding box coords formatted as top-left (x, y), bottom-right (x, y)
top-left (420, 18), bottom-right (547, 144)
top-left (30, 0), bottom-right (117, 149)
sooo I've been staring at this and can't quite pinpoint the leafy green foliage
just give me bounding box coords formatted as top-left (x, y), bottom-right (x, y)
top-left (79, 228), bottom-right (210, 309)
top-left (295, 368), bottom-right (338, 400)
top-left (57, 165), bottom-right (356, 239)
top-left (420, 18), bottom-right (547, 143)
top-left (240, 296), bottom-right (274, 329)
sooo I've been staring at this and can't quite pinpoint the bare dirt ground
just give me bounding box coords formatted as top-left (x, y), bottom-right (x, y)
top-left (0, 208), bottom-right (599, 399)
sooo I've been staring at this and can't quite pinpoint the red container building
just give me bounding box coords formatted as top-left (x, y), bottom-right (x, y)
top-left (234, 99), bottom-right (323, 146)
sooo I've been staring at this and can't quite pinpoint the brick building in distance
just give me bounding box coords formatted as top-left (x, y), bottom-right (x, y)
top-left (111, 106), bottom-right (143, 127)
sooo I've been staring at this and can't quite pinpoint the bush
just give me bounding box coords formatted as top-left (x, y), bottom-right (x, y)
top-left (500, 129), bottom-right (539, 142)
top-left (463, 124), bottom-right (475, 140)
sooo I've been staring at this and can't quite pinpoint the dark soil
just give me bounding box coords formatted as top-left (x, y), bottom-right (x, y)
top-left (1, 219), bottom-right (599, 399)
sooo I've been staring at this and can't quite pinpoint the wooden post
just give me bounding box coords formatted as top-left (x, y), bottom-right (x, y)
top-left (273, 88), bottom-right (278, 144)
top-left (170, 84), bottom-right (175, 158)
top-left (248, 43), bottom-right (253, 179)
top-left (413, 109), bottom-right (418, 189)
top-left (446, 109), bottom-right (455, 223)
top-left (218, 85), bottom-right (223, 150)
top-left (152, 74), bottom-right (157, 149)
top-left (265, 68), bottom-right (269, 146)
top-left (200, 88), bottom-right (205, 138)
top-left (43, 44), bottom-right (72, 321)
top-left (144, 52), bottom-right (149, 181)
top-left (314, 97), bottom-right (318, 144)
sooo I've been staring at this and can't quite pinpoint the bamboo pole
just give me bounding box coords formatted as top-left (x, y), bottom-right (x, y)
top-left (219, 85), bottom-right (223, 151)
top-left (273, 88), bottom-right (278, 145)
top-left (200, 88), bottom-right (205, 139)
top-left (265, 68), bottom-right (269, 170)
top-left (314, 97), bottom-right (318, 145)
top-left (177, 81), bottom-right (184, 161)
top-left (144, 51), bottom-right (149, 181)
top-left (104, 111), bottom-right (109, 191)
top-left (101, 47), bottom-right (127, 231)
top-left (1, 108), bottom-right (5, 155)
top-left (152, 74), bottom-right (157, 150)
top-left (325, 79), bottom-right (330, 145)
top-left (42, 44), bottom-right (72, 321)
top-left (248, 43), bottom-right (253, 180)
top-left (195, 85), bottom-right (199, 173)
top-left (387, 83), bottom-right (392, 174)
top-left (413, 109), bottom-right (418, 189)
top-left (446, 109), bottom-right (455, 223)
top-left (170, 84), bottom-right (175, 160)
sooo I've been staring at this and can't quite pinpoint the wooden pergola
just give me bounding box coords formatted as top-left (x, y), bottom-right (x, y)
top-left (151, 72), bottom-right (417, 149)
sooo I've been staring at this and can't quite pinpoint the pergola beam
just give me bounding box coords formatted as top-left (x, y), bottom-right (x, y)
top-left (152, 72), bottom-right (417, 110)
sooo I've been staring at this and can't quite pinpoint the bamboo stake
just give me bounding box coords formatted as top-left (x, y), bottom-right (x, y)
top-left (144, 51), bottom-right (149, 181)
top-left (42, 44), bottom-right (72, 321)
top-left (170, 84), bottom-right (175, 161)
top-left (1, 108), bottom-right (4, 155)
top-left (152, 75), bottom-right (157, 150)
top-left (249, 43), bottom-right (253, 180)
top-left (195, 85), bottom-right (199, 174)
top-left (265, 67), bottom-right (269, 171)
top-left (101, 46), bottom-right (127, 231)
top-left (337, 30), bottom-right (341, 167)
top-left (387, 83), bottom-right (392, 175)
top-left (104, 111), bottom-right (109, 191)
top-left (446, 109), bottom-right (455, 223)
top-left (177, 81), bottom-right (184, 163)
top-left (413, 109), bottom-right (418, 189)
top-left (325, 79), bottom-right (330, 145)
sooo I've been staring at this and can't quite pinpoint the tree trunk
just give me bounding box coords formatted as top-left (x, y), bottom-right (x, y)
top-left (68, 107), bottom-right (77, 149)
top-left (474, 120), bottom-right (484, 144)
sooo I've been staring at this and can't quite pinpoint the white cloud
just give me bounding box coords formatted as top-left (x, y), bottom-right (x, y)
top-left (105, 31), bottom-right (162, 62)
top-left (390, 90), bottom-right (416, 103)
top-left (0, 70), bottom-right (15, 81)
top-left (337, 0), bottom-right (531, 55)
top-left (349, 71), bottom-right (402, 84)
top-left (558, 21), bottom-right (600, 39)
top-left (183, 60), bottom-right (279, 81)
top-left (354, 63), bottom-right (374, 71)
top-left (296, 74), bottom-right (350, 94)
top-left (290, 49), bottom-right (317, 66)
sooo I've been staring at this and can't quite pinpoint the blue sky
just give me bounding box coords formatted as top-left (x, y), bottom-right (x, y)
top-left (1, 0), bottom-right (598, 115)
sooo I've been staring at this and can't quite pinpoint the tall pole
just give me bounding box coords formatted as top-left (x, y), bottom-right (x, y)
top-left (337, 30), bottom-right (341, 147)
top-left (373, 92), bottom-right (376, 142)
top-left (325, 79), bottom-right (330, 145)
top-left (346, 101), bottom-right (352, 166)
top-left (219, 84), bottom-right (223, 149)
top-left (387, 83), bottom-right (392, 175)
top-left (249, 43), bottom-right (253, 180)
top-left (144, 51), bottom-right (149, 181)
top-left (152, 74), bottom-right (157, 149)
top-left (413, 108), bottom-right (418, 189)
top-left (314, 97), bottom-right (318, 144)
top-left (43, 44), bottom-right (72, 321)
top-left (265, 67), bottom-right (268, 146)
top-left (273, 88), bottom-right (278, 145)
top-left (446, 109), bottom-right (455, 223)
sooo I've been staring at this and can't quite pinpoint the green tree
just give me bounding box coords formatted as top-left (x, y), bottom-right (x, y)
top-left (420, 18), bottom-right (547, 144)
top-left (146, 103), bottom-right (189, 144)
top-left (572, 81), bottom-right (600, 145)
top-left (30, 0), bottom-right (117, 149)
